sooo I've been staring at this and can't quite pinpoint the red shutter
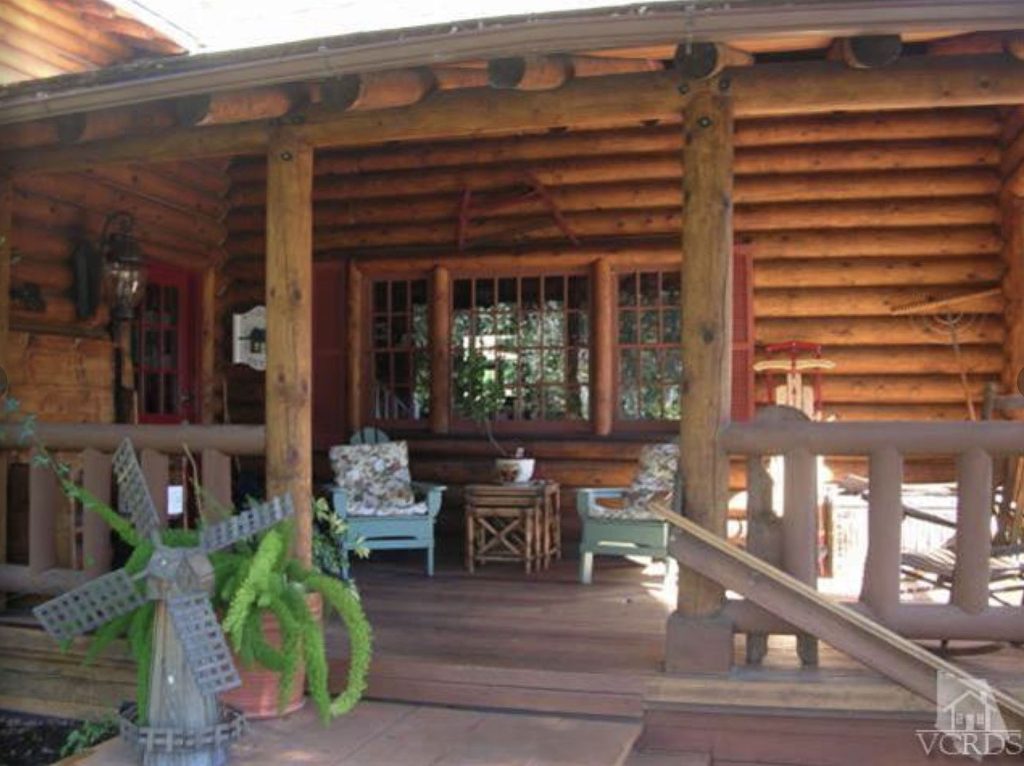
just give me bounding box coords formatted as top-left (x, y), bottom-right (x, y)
top-left (312, 261), bottom-right (347, 449)
top-left (730, 244), bottom-right (755, 422)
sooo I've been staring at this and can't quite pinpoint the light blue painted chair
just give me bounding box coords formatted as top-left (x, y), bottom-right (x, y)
top-left (329, 435), bottom-right (445, 578)
top-left (575, 443), bottom-right (678, 584)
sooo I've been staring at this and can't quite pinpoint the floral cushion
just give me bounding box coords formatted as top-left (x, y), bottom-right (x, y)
top-left (590, 443), bottom-right (678, 520)
top-left (329, 442), bottom-right (425, 516)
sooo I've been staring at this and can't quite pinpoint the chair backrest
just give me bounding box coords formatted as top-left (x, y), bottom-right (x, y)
top-left (350, 427), bottom-right (390, 445)
top-left (626, 443), bottom-right (680, 510)
top-left (329, 441), bottom-right (416, 513)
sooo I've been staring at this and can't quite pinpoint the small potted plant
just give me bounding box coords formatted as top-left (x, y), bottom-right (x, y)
top-left (454, 347), bottom-right (534, 483)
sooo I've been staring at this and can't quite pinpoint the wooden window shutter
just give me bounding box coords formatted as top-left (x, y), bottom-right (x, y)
top-left (730, 244), bottom-right (755, 421)
top-left (312, 261), bottom-right (347, 449)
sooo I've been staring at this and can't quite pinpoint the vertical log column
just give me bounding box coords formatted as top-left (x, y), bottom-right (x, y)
top-left (0, 177), bottom-right (11, 596)
top-left (666, 87), bottom-right (735, 673)
top-left (199, 266), bottom-right (218, 424)
top-left (265, 130), bottom-right (314, 565)
top-left (346, 262), bottom-right (365, 434)
top-left (592, 259), bottom-right (614, 436)
top-left (430, 266), bottom-right (452, 433)
top-left (1002, 197), bottom-right (1024, 402)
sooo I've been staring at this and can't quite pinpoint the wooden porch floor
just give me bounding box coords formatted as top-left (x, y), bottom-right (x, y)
top-left (325, 551), bottom-right (1024, 722)
top-left (326, 553), bottom-right (675, 719)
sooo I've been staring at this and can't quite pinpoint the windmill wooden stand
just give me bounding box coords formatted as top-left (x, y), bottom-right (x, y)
top-left (33, 440), bottom-right (296, 766)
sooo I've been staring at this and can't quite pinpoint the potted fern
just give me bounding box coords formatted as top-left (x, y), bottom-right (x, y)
top-left (454, 347), bottom-right (534, 483)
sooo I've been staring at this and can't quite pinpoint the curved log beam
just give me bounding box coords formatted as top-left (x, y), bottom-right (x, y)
top-left (832, 35), bottom-right (903, 69)
top-left (488, 55), bottom-right (573, 90)
top-left (175, 87), bottom-right (297, 127)
top-left (320, 68), bottom-right (436, 111)
top-left (673, 42), bottom-right (753, 81)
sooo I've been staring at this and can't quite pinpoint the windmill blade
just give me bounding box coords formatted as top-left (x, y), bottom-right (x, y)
top-left (166, 592), bottom-right (241, 695)
top-left (201, 494), bottom-right (295, 553)
top-left (33, 568), bottom-right (145, 642)
top-left (112, 439), bottom-right (161, 543)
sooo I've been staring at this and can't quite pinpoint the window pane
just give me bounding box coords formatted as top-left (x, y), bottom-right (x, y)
top-left (369, 279), bottom-right (429, 421)
top-left (452, 273), bottom-right (590, 422)
top-left (616, 270), bottom-right (685, 422)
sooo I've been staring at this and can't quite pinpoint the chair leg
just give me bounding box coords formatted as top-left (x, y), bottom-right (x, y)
top-left (426, 545), bottom-right (435, 577)
top-left (580, 550), bottom-right (594, 584)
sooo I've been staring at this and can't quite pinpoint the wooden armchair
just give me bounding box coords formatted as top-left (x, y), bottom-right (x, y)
top-left (575, 443), bottom-right (677, 584)
top-left (329, 438), bottom-right (445, 578)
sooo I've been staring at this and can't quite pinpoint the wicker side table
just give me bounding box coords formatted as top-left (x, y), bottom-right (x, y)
top-left (465, 482), bottom-right (560, 573)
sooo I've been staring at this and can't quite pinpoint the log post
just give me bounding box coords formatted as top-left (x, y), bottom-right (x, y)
top-left (346, 262), bottom-right (365, 433)
top-left (592, 258), bottom-right (614, 436)
top-left (666, 86), bottom-right (735, 673)
top-left (265, 129), bottom-right (314, 566)
top-left (1002, 197), bottom-right (1024, 401)
top-left (860, 447), bottom-right (904, 618)
top-left (952, 447), bottom-right (993, 614)
top-left (199, 266), bottom-right (218, 424)
top-left (430, 266), bottom-right (452, 434)
top-left (0, 177), bottom-right (10, 599)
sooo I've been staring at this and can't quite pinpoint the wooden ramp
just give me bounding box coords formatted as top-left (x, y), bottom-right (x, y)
top-left (655, 507), bottom-right (1024, 721)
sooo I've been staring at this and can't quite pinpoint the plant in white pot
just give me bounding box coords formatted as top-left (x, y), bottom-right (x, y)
top-left (454, 347), bottom-right (534, 483)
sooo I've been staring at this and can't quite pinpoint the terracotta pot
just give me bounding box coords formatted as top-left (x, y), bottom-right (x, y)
top-left (220, 592), bottom-right (323, 719)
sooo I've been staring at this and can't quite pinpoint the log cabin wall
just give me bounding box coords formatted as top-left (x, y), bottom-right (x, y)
top-left (219, 104), bottom-right (1010, 523)
top-left (8, 159), bottom-right (230, 422)
top-left (0, 0), bottom-right (182, 85)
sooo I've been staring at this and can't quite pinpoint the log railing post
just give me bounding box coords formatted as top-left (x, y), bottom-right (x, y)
top-left (860, 447), bottom-right (904, 618)
top-left (81, 449), bottom-right (113, 578)
top-left (592, 258), bottom-right (614, 436)
top-left (666, 85), bottom-right (735, 673)
top-left (141, 449), bottom-right (170, 525)
top-left (783, 448), bottom-right (819, 664)
top-left (952, 447), bottom-right (993, 614)
top-left (430, 266), bottom-right (452, 434)
top-left (201, 448), bottom-right (233, 517)
top-left (265, 129), bottom-right (314, 566)
top-left (28, 451), bottom-right (60, 575)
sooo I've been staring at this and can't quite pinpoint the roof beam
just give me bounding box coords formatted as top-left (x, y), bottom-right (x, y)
top-left (5, 54), bottom-right (1024, 175)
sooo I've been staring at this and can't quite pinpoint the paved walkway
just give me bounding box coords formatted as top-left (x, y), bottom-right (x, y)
top-left (78, 701), bottom-right (639, 765)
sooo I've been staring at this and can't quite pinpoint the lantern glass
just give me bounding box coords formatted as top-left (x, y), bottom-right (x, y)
top-left (104, 232), bottom-right (146, 321)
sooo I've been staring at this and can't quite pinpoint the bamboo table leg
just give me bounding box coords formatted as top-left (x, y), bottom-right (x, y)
top-left (466, 507), bottom-right (475, 573)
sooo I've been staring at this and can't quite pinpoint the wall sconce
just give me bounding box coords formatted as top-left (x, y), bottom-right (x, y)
top-left (100, 211), bottom-right (146, 321)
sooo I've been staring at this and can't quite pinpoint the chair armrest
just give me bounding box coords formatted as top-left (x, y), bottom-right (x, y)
top-left (411, 481), bottom-right (446, 516)
top-left (576, 487), bottom-right (628, 516)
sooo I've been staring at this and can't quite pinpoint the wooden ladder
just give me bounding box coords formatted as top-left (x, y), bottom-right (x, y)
top-left (653, 505), bottom-right (1024, 726)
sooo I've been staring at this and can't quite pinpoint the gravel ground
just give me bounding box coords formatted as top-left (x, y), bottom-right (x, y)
top-left (0, 711), bottom-right (84, 766)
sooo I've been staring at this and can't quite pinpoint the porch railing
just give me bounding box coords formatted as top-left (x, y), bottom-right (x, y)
top-left (717, 419), bottom-right (1024, 646)
top-left (0, 424), bottom-right (265, 597)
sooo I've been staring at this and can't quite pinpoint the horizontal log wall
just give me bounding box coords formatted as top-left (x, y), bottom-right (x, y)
top-left (219, 105), bottom-right (1009, 510)
top-left (8, 158), bottom-right (230, 422)
top-left (0, 0), bottom-right (152, 85)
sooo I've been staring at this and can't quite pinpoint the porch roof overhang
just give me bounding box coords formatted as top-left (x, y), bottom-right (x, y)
top-left (1, 0), bottom-right (1023, 126)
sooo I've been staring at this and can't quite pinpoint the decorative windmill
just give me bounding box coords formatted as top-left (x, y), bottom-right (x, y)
top-left (33, 439), bottom-right (295, 765)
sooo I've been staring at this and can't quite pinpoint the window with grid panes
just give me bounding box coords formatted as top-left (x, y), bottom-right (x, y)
top-left (452, 274), bottom-right (590, 423)
top-left (616, 270), bottom-right (682, 420)
top-left (369, 278), bottom-right (430, 421)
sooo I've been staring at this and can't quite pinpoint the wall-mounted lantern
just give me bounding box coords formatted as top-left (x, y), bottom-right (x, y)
top-left (100, 211), bottom-right (146, 321)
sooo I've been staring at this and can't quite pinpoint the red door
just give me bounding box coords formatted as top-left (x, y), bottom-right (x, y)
top-left (134, 264), bottom-right (198, 424)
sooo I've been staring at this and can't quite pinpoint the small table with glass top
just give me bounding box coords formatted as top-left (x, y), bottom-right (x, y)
top-left (464, 481), bottom-right (561, 574)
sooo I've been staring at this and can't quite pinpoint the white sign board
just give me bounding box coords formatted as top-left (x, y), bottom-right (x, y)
top-left (232, 305), bottom-right (267, 371)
